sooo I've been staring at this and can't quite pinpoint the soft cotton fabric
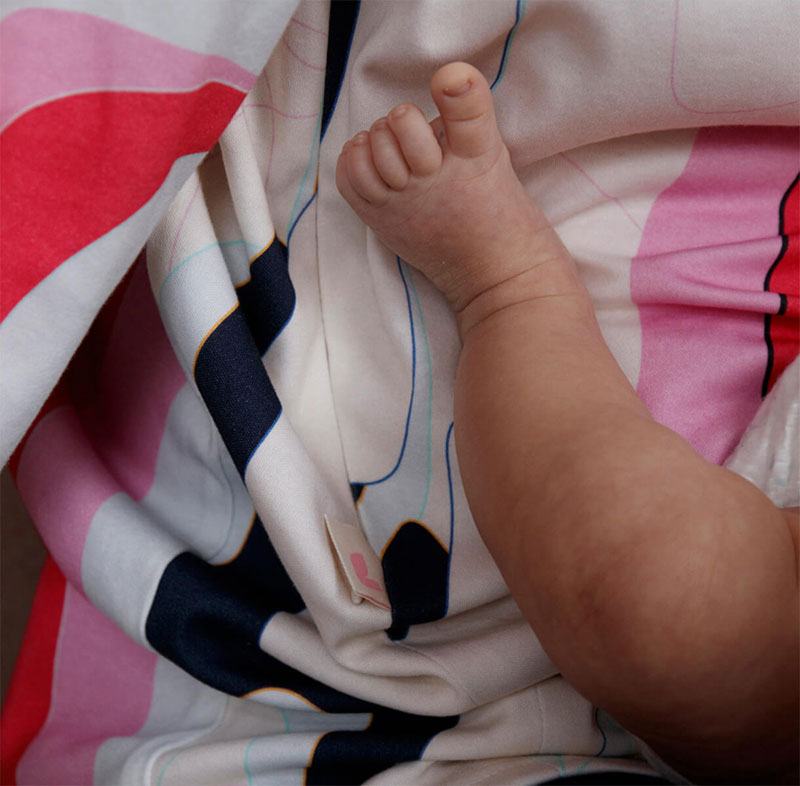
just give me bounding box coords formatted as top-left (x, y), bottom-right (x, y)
top-left (1, 1), bottom-right (798, 783)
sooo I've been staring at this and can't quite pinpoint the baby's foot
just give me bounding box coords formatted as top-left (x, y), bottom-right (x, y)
top-left (336, 62), bottom-right (583, 335)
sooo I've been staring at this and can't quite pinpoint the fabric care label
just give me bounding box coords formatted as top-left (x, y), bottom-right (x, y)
top-left (324, 516), bottom-right (391, 610)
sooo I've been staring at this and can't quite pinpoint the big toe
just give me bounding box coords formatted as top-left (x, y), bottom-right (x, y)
top-left (429, 62), bottom-right (500, 159)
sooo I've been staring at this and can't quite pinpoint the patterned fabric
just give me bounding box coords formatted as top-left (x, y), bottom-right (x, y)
top-left (1, 1), bottom-right (798, 783)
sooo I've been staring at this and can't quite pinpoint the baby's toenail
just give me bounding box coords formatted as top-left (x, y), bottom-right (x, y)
top-left (390, 105), bottom-right (408, 119)
top-left (372, 119), bottom-right (388, 131)
top-left (353, 132), bottom-right (368, 144)
top-left (443, 79), bottom-right (472, 97)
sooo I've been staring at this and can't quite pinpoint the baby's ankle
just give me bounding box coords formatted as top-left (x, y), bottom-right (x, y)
top-left (455, 246), bottom-right (590, 341)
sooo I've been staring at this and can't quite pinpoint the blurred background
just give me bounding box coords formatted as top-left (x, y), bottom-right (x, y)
top-left (1, 466), bottom-right (46, 705)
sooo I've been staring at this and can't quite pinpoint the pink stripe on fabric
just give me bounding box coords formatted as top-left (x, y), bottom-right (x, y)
top-left (15, 406), bottom-right (121, 591)
top-left (16, 585), bottom-right (157, 785)
top-left (14, 262), bottom-right (187, 579)
top-left (631, 126), bottom-right (799, 464)
top-left (13, 260), bottom-right (186, 780)
top-left (0, 7), bottom-right (258, 129)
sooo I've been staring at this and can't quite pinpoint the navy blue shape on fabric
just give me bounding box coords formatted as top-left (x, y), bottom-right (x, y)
top-left (146, 516), bottom-right (460, 778)
top-left (157, 4), bottom-right (460, 778)
top-left (350, 482), bottom-right (365, 504)
top-left (194, 307), bottom-right (281, 476)
top-left (381, 521), bottom-right (450, 641)
top-left (306, 709), bottom-right (459, 785)
top-left (145, 516), bottom-right (308, 697)
top-left (237, 237), bottom-right (294, 355)
top-left (321, 0), bottom-right (360, 141)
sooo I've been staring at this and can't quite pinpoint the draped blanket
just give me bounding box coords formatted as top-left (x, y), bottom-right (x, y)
top-left (1, 1), bottom-right (798, 783)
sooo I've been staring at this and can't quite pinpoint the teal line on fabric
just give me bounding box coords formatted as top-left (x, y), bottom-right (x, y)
top-left (405, 265), bottom-right (434, 521)
top-left (556, 753), bottom-right (567, 775)
top-left (156, 750), bottom-right (181, 786)
top-left (287, 106), bottom-right (323, 232)
top-left (491, 0), bottom-right (527, 92)
top-left (244, 738), bottom-right (256, 785)
top-left (574, 757), bottom-right (592, 777)
top-left (241, 712), bottom-right (290, 784)
top-left (157, 239), bottom-right (262, 303)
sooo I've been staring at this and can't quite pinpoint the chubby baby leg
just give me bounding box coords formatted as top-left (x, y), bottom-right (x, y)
top-left (337, 62), bottom-right (799, 784)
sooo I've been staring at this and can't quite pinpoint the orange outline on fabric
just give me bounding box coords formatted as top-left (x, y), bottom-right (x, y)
top-left (242, 686), bottom-right (322, 709)
top-left (233, 233), bottom-right (279, 291)
top-left (191, 302), bottom-right (239, 375)
top-left (213, 513), bottom-right (257, 566)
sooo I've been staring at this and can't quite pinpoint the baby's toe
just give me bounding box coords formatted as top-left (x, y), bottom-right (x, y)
top-left (369, 118), bottom-right (410, 190)
top-left (429, 62), bottom-right (500, 160)
top-left (342, 132), bottom-right (390, 205)
top-left (386, 103), bottom-right (442, 177)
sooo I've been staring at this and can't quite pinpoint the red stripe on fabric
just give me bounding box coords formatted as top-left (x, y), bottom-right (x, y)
top-left (0, 7), bottom-right (258, 129)
top-left (765, 177), bottom-right (799, 393)
top-left (0, 82), bottom-right (245, 320)
top-left (630, 126), bottom-right (798, 464)
top-left (0, 557), bottom-right (66, 786)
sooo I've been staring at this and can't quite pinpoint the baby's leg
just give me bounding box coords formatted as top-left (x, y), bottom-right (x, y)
top-left (337, 63), bottom-right (799, 783)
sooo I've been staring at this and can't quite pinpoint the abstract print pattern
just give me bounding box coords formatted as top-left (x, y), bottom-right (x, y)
top-left (763, 174), bottom-right (800, 396)
top-left (143, 3), bottom-right (462, 782)
top-left (2, 1), bottom-right (799, 784)
top-left (631, 126), bottom-right (800, 464)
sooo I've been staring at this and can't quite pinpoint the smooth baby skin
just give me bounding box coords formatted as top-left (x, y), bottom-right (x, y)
top-left (336, 62), bottom-right (799, 784)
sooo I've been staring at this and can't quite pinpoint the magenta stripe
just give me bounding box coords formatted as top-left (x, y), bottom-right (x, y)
top-left (280, 35), bottom-right (325, 71)
top-left (289, 16), bottom-right (327, 37)
top-left (631, 126), bottom-right (799, 464)
top-left (0, 7), bottom-right (258, 129)
top-left (559, 152), bottom-right (642, 231)
top-left (13, 261), bottom-right (186, 782)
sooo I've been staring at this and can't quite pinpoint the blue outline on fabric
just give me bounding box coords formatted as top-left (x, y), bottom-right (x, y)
top-left (594, 706), bottom-right (608, 757)
top-left (257, 190), bottom-right (318, 362)
top-left (241, 136), bottom-right (321, 475)
top-left (444, 422), bottom-right (456, 556)
top-left (566, 709), bottom-right (610, 778)
top-left (442, 420), bottom-right (456, 616)
top-left (287, 112), bottom-right (323, 233)
top-left (406, 268), bottom-right (434, 519)
top-left (288, 189), bottom-right (318, 247)
top-left (363, 257), bottom-right (417, 487)
top-left (490, 0), bottom-right (527, 91)
top-left (241, 406), bottom-right (283, 477)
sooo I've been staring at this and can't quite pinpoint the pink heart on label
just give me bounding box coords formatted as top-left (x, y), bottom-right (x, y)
top-left (350, 552), bottom-right (382, 592)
